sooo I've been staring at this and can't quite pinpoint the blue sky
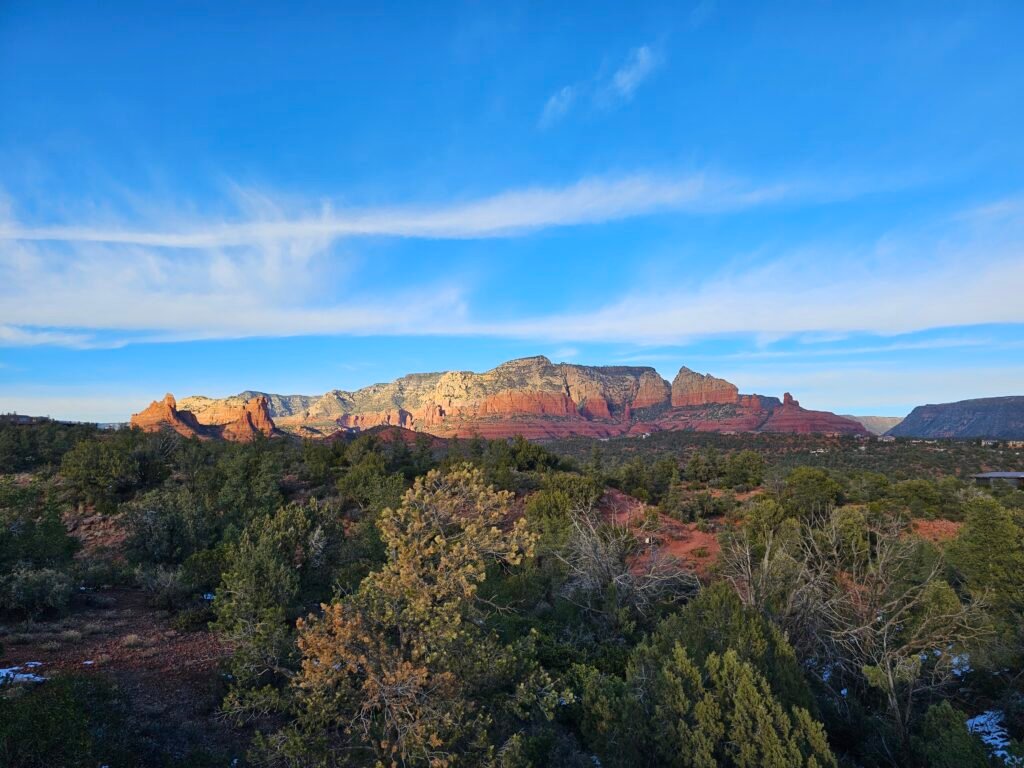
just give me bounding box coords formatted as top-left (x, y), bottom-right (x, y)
top-left (1, 1), bottom-right (1023, 422)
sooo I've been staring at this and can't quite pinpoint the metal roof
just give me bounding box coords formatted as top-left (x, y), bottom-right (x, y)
top-left (972, 472), bottom-right (1024, 479)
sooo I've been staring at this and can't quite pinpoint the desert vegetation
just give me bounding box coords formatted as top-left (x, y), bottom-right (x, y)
top-left (2, 417), bottom-right (1024, 766)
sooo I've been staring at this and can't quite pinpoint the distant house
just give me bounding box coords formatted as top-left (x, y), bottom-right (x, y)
top-left (878, 435), bottom-right (896, 443)
top-left (971, 472), bottom-right (1024, 490)
top-left (1, 413), bottom-right (41, 425)
top-left (1007, 441), bottom-right (1024, 450)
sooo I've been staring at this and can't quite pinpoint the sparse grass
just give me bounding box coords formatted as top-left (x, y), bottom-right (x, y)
top-left (122, 633), bottom-right (145, 648)
top-left (83, 594), bottom-right (118, 609)
top-left (81, 620), bottom-right (109, 636)
top-left (59, 629), bottom-right (83, 642)
top-left (692, 546), bottom-right (710, 558)
top-left (39, 640), bottom-right (61, 652)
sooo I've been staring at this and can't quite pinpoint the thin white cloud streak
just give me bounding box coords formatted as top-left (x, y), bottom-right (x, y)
top-left (610, 45), bottom-right (659, 100)
top-left (2, 181), bottom-right (1023, 350)
top-left (466, 243), bottom-right (1024, 343)
top-left (0, 173), bottom-right (778, 248)
top-left (0, 171), bottom-right (789, 348)
top-left (0, 325), bottom-right (100, 347)
top-left (539, 86), bottom-right (577, 128)
top-left (608, 336), bottom-right (1011, 365)
top-left (539, 43), bottom-right (661, 125)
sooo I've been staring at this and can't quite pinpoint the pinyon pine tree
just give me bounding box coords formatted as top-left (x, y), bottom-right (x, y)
top-left (260, 465), bottom-right (549, 767)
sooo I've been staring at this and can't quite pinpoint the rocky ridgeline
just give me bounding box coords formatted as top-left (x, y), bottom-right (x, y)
top-left (132, 356), bottom-right (869, 442)
top-left (887, 396), bottom-right (1024, 439)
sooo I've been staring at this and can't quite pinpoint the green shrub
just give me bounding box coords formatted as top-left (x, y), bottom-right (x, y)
top-left (172, 603), bottom-right (215, 632)
top-left (911, 701), bottom-right (989, 768)
top-left (136, 564), bottom-right (190, 610)
top-left (180, 546), bottom-right (228, 593)
top-left (72, 558), bottom-right (136, 590)
top-left (0, 480), bottom-right (78, 569)
top-left (0, 674), bottom-right (135, 768)
top-left (0, 567), bottom-right (74, 619)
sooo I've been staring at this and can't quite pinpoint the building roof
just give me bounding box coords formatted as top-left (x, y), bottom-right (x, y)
top-left (972, 472), bottom-right (1024, 479)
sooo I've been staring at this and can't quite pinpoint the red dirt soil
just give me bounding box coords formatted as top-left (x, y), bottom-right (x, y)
top-left (0, 588), bottom-right (239, 758)
top-left (911, 518), bottom-right (963, 544)
top-left (598, 488), bottom-right (722, 577)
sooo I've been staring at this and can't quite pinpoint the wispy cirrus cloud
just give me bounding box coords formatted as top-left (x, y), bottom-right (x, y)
top-left (472, 249), bottom-right (1024, 343)
top-left (539, 86), bottom-right (578, 128)
top-left (2, 176), bottom-right (1023, 351)
top-left (0, 170), bottom-right (788, 347)
top-left (0, 324), bottom-right (108, 348)
top-left (608, 45), bottom-right (659, 101)
top-left (539, 44), bottom-right (662, 127)
top-left (0, 172), bottom-right (777, 249)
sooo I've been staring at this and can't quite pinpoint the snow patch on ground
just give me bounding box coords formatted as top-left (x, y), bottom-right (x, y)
top-left (966, 710), bottom-right (1023, 765)
top-left (0, 662), bottom-right (46, 684)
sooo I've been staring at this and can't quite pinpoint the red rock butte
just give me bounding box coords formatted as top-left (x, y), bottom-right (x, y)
top-left (132, 356), bottom-right (869, 442)
top-left (130, 394), bottom-right (279, 441)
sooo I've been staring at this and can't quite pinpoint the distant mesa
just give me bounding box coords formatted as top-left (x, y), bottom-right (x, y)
top-left (132, 356), bottom-right (870, 442)
top-left (130, 393), bottom-right (280, 442)
top-left (886, 396), bottom-right (1024, 439)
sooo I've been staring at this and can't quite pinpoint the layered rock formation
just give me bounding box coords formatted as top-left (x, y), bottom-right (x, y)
top-left (146, 356), bottom-right (868, 440)
top-left (130, 394), bottom-right (208, 439)
top-left (220, 396), bottom-right (278, 441)
top-left (131, 394), bottom-right (280, 441)
top-left (671, 367), bottom-right (739, 407)
top-left (759, 393), bottom-right (874, 434)
top-left (887, 396), bottom-right (1024, 439)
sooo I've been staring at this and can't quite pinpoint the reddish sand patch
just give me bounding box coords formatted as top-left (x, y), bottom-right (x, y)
top-left (911, 518), bottom-right (963, 544)
top-left (598, 489), bottom-right (722, 577)
top-left (64, 507), bottom-right (129, 560)
top-left (655, 520), bottom-right (722, 576)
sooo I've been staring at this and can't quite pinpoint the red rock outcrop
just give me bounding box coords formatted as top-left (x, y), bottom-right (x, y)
top-left (152, 357), bottom-right (868, 441)
top-left (130, 394), bottom-right (209, 439)
top-left (221, 396), bottom-right (278, 442)
top-left (579, 395), bottom-right (612, 420)
top-left (671, 367), bottom-right (740, 407)
top-left (759, 397), bottom-right (868, 435)
top-left (632, 372), bottom-right (672, 409)
top-left (337, 409), bottom-right (415, 430)
top-left (131, 394), bottom-right (281, 442)
top-left (479, 391), bottom-right (577, 417)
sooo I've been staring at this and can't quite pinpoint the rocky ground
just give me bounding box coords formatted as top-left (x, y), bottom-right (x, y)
top-left (0, 586), bottom-right (241, 760)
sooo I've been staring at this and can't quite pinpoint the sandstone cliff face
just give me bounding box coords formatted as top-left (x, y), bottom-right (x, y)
top-left (671, 367), bottom-right (739, 407)
top-left (152, 356), bottom-right (868, 440)
top-left (131, 394), bottom-right (280, 442)
top-left (130, 394), bottom-right (208, 439)
top-left (220, 396), bottom-right (278, 442)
